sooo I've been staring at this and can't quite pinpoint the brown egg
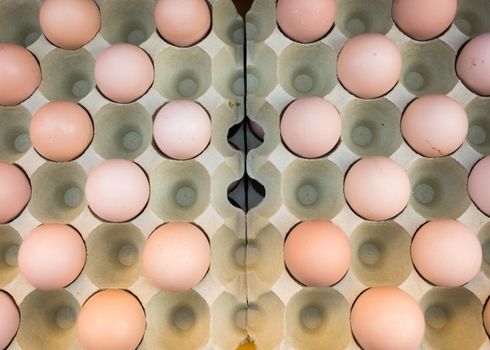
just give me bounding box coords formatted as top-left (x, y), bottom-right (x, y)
top-left (95, 44), bottom-right (154, 104)
top-left (18, 224), bottom-right (86, 290)
top-left (344, 157), bottom-right (410, 221)
top-left (30, 101), bottom-right (93, 162)
top-left (484, 300), bottom-right (490, 336)
top-left (77, 289), bottom-right (146, 350)
top-left (276, 0), bottom-right (336, 43)
top-left (280, 97), bottom-right (341, 158)
top-left (85, 159), bottom-right (150, 223)
top-left (0, 291), bottom-right (20, 350)
top-left (468, 155), bottom-right (490, 216)
top-left (143, 222), bottom-right (211, 292)
top-left (0, 44), bottom-right (41, 106)
top-left (0, 162), bottom-right (31, 224)
top-left (456, 33), bottom-right (490, 96)
top-left (40, 0), bottom-right (101, 50)
top-left (401, 95), bottom-right (468, 157)
top-left (351, 286), bottom-right (425, 350)
top-left (411, 220), bottom-right (482, 287)
top-left (284, 220), bottom-right (351, 287)
top-left (337, 33), bottom-right (401, 99)
top-left (154, 0), bottom-right (211, 47)
top-left (153, 100), bottom-right (212, 160)
top-left (392, 0), bottom-right (457, 41)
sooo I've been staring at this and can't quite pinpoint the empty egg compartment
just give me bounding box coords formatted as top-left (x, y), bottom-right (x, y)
top-left (1, 0), bottom-right (247, 349)
top-left (246, 0), bottom-right (490, 349)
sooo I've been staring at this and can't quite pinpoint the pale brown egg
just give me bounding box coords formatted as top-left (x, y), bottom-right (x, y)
top-left (77, 289), bottom-right (146, 350)
top-left (0, 44), bottom-right (41, 106)
top-left (85, 159), bottom-right (149, 222)
top-left (468, 156), bottom-right (490, 216)
top-left (153, 100), bottom-right (212, 160)
top-left (280, 97), bottom-right (341, 158)
top-left (411, 220), bottom-right (482, 287)
top-left (95, 43), bottom-right (154, 103)
top-left (456, 33), bottom-right (490, 96)
top-left (283, 220), bottom-right (351, 287)
top-left (40, 0), bottom-right (101, 50)
top-left (392, 0), bottom-right (457, 41)
top-left (0, 291), bottom-right (20, 350)
top-left (276, 0), bottom-right (336, 43)
top-left (351, 286), bottom-right (425, 350)
top-left (344, 157), bottom-right (410, 221)
top-left (337, 33), bottom-right (401, 99)
top-left (0, 162), bottom-right (31, 224)
top-left (18, 224), bottom-right (86, 290)
top-left (154, 0), bottom-right (211, 47)
top-left (401, 95), bottom-right (468, 157)
top-left (30, 101), bottom-right (93, 162)
top-left (143, 222), bottom-right (211, 292)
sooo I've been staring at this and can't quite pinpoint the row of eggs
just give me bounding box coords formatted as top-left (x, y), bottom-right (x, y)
top-left (0, 215), bottom-right (487, 350)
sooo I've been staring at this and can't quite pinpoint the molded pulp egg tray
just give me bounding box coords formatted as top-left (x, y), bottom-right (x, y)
top-left (1, 0), bottom-right (490, 349)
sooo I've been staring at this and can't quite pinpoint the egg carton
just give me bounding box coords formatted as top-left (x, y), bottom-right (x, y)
top-left (245, 0), bottom-right (490, 349)
top-left (0, 0), bottom-right (248, 349)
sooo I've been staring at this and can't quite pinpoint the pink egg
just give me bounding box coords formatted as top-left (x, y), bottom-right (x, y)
top-left (280, 97), bottom-right (341, 158)
top-left (143, 222), bottom-right (210, 292)
top-left (95, 44), bottom-right (154, 103)
top-left (401, 95), bottom-right (468, 157)
top-left (0, 162), bottom-right (31, 224)
top-left (154, 0), bottom-right (211, 47)
top-left (284, 220), bottom-right (351, 287)
top-left (85, 159), bottom-right (149, 222)
top-left (153, 100), bottom-right (211, 160)
top-left (392, 0), bottom-right (457, 40)
top-left (344, 157), bottom-right (410, 221)
top-left (40, 0), bottom-right (101, 50)
top-left (77, 289), bottom-right (146, 350)
top-left (0, 44), bottom-right (41, 106)
top-left (468, 156), bottom-right (490, 216)
top-left (411, 220), bottom-right (482, 287)
top-left (0, 291), bottom-right (20, 350)
top-left (276, 0), bottom-right (336, 43)
top-left (18, 224), bottom-right (86, 290)
top-left (351, 286), bottom-right (425, 350)
top-left (30, 101), bottom-right (93, 162)
top-left (337, 33), bottom-right (401, 99)
top-left (456, 33), bottom-right (490, 96)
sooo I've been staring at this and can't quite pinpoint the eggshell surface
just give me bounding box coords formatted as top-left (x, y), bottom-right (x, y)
top-left (154, 0), bottom-right (211, 47)
top-left (280, 97), bottom-right (341, 158)
top-left (276, 0), bottom-right (336, 43)
top-left (0, 162), bottom-right (31, 224)
top-left (143, 222), bottom-right (211, 292)
top-left (392, 0), bottom-right (457, 40)
top-left (484, 301), bottom-right (490, 336)
top-left (411, 220), bottom-right (481, 287)
top-left (77, 289), bottom-right (146, 350)
top-left (401, 95), bottom-right (468, 157)
top-left (40, 0), bottom-right (101, 50)
top-left (18, 224), bottom-right (86, 290)
top-left (153, 100), bottom-right (211, 160)
top-left (337, 33), bottom-right (401, 99)
top-left (30, 101), bottom-right (93, 161)
top-left (0, 44), bottom-right (41, 106)
top-left (468, 156), bottom-right (490, 216)
top-left (456, 33), bottom-right (490, 96)
top-left (344, 157), bottom-right (410, 221)
top-left (85, 159), bottom-right (149, 222)
top-left (0, 291), bottom-right (20, 350)
top-left (95, 43), bottom-right (154, 103)
top-left (283, 220), bottom-right (351, 287)
top-left (351, 286), bottom-right (425, 350)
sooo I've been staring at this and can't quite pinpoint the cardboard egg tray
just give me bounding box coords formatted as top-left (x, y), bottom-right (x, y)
top-left (245, 0), bottom-right (490, 349)
top-left (0, 0), bottom-right (248, 349)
